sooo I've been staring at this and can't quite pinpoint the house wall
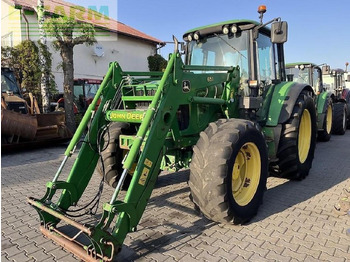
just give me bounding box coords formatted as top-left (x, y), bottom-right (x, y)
top-left (1, 2), bottom-right (23, 46)
top-left (1, 1), bottom-right (157, 92)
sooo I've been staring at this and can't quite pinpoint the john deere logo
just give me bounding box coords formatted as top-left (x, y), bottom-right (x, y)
top-left (182, 80), bottom-right (191, 93)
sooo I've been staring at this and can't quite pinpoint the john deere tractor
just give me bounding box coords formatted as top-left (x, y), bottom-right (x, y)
top-left (28, 6), bottom-right (317, 261)
top-left (285, 62), bottom-right (334, 141)
top-left (322, 66), bottom-right (350, 133)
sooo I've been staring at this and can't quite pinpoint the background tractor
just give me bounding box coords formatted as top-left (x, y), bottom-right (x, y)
top-left (1, 67), bottom-right (71, 149)
top-left (285, 62), bottom-right (334, 141)
top-left (28, 6), bottom-right (318, 261)
top-left (322, 66), bottom-right (350, 133)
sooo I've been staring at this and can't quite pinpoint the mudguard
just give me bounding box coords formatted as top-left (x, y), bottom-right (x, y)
top-left (266, 82), bottom-right (314, 126)
top-left (342, 88), bottom-right (350, 118)
top-left (316, 91), bottom-right (332, 130)
top-left (316, 91), bottom-right (332, 115)
top-left (342, 88), bottom-right (350, 102)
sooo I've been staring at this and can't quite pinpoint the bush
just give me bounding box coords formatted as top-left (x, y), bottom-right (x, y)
top-left (147, 54), bottom-right (167, 71)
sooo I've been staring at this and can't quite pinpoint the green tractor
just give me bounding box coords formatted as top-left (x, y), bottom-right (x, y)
top-left (28, 6), bottom-right (317, 261)
top-left (322, 66), bottom-right (350, 133)
top-left (285, 62), bottom-right (334, 141)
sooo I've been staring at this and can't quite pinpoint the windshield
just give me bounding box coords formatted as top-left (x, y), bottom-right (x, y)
top-left (1, 71), bottom-right (20, 95)
top-left (187, 31), bottom-right (249, 76)
top-left (286, 67), bottom-right (311, 85)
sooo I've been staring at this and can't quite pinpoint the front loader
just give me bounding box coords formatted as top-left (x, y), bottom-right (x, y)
top-left (28, 6), bottom-right (317, 261)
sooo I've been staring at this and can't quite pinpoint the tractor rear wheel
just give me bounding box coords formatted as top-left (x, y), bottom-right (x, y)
top-left (332, 102), bottom-right (347, 135)
top-left (97, 122), bottom-right (132, 189)
top-left (318, 98), bottom-right (332, 142)
top-left (189, 119), bottom-right (268, 225)
top-left (272, 90), bottom-right (317, 180)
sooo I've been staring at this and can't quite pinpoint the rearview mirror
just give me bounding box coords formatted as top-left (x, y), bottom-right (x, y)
top-left (271, 21), bottom-right (288, 44)
top-left (322, 65), bottom-right (330, 75)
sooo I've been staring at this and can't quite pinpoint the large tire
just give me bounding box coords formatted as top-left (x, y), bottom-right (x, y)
top-left (341, 89), bottom-right (350, 129)
top-left (317, 98), bottom-right (332, 142)
top-left (332, 102), bottom-right (347, 135)
top-left (97, 122), bottom-right (132, 189)
top-left (189, 119), bottom-right (268, 225)
top-left (272, 90), bottom-right (317, 180)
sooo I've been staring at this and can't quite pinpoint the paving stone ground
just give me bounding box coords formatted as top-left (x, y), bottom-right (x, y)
top-left (1, 132), bottom-right (350, 261)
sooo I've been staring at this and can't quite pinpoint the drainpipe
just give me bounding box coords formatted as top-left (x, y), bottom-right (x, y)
top-left (21, 9), bottom-right (30, 40)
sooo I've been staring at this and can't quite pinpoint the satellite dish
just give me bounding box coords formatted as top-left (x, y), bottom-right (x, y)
top-left (93, 44), bottom-right (104, 57)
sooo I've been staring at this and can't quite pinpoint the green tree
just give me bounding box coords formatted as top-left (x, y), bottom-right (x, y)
top-left (1, 40), bottom-right (56, 103)
top-left (147, 54), bottom-right (167, 71)
top-left (44, 16), bottom-right (96, 132)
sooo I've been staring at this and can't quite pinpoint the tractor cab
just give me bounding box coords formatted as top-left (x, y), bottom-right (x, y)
top-left (322, 66), bottom-right (345, 98)
top-left (285, 63), bottom-right (323, 93)
top-left (183, 9), bottom-right (288, 99)
top-left (1, 68), bottom-right (28, 114)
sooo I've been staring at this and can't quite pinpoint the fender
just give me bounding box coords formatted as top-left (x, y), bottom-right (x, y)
top-left (341, 88), bottom-right (350, 102)
top-left (316, 91), bottom-right (332, 130)
top-left (316, 91), bottom-right (332, 115)
top-left (341, 88), bottom-right (350, 118)
top-left (266, 82), bottom-right (314, 126)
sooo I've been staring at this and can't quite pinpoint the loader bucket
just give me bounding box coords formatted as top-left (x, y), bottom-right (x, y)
top-left (1, 109), bottom-right (72, 149)
top-left (1, 108), bottom-right (37, 140)
top-left (35, 112), bottom-right (71, 140)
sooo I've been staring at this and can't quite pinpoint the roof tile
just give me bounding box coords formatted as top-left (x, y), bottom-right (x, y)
top-left (4, 0), bottom-right (162, 44)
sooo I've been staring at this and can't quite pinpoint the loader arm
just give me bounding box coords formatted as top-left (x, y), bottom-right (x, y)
top-left (28, 52), bottom-right (237, 261)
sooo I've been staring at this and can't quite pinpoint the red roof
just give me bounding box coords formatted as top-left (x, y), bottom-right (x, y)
top-left (4, 0), bottom-right (162, 44)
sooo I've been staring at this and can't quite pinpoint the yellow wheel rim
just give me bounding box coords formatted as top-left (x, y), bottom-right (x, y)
top-left (326, 104), bottom-right (332, 134)
top-left (298, 109), bottom-right (312, 163)
top-left (232, 142), bottom-right (261, 206)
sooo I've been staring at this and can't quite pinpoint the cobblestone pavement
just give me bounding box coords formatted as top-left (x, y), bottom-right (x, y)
top-left (2, 132), bottom-right (350, 262)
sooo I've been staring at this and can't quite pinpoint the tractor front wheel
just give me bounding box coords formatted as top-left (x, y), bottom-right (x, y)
top-left (272, 90), bottom-right (317, 180)
top-left (189, 119), bottom-right (268, 225)
top-left (97, 122), bottom-right (132, 189)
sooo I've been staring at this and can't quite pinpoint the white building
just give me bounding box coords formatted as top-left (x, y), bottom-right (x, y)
top-left (1, 0), bottom-right (163, 91)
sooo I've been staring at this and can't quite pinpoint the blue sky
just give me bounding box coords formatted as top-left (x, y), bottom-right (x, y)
top-left (70, 0), bottom-right (349, 70)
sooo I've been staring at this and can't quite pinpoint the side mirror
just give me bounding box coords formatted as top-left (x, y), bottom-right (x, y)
top-left (287, 74), bottom-right (294, 82)
top-left (322, 65), bottom-right (330, 75)
top-left (181, 42), bottom-right (186, 52)
top-left (271, 21), bottom-right (288, 43)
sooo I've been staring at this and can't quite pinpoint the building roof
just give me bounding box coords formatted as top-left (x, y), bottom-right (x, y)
top-left (3, 0), bottom-right (162, 44)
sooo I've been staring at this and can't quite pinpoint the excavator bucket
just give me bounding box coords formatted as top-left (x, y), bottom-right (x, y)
top-left (1, 109), bottom-right (72, 149)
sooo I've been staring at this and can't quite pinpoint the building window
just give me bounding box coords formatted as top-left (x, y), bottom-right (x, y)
top-left (1, 32), bottom-right (13, 47)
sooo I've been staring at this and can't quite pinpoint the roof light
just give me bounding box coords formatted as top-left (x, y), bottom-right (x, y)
top-left (222, 25), bottom-right (229, 35)
top-left (193, 31), bottom-right (200, 40)
top-left (187, 34), bottom-right (193, 42)
top-left (258, 5), bottom-right (267, 24)
top-left (258, 5), bottom-right (266, 14)
top-left (230, 25), bottom-right (238, 34)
